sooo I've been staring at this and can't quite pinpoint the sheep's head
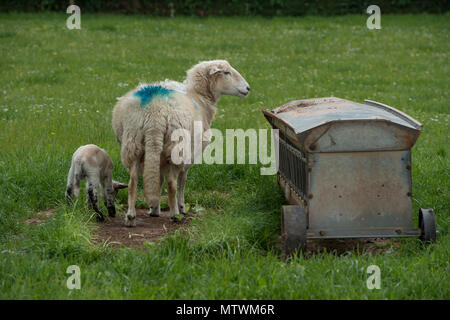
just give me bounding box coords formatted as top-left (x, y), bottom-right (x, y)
top-left (208, 60), bottom-right (250, 98)
top-left (187, 60), bottom-right (250, 101)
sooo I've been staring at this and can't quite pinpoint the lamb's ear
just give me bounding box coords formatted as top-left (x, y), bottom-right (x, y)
top-left (209, 65), bottom-right (223, 75)
top-left (113, 180), bottom-right (128, 190)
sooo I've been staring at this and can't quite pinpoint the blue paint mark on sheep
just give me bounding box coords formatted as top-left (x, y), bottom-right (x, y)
top-left (192, 98), bottom-right (201, 110)
top-left (134, 85), bottom-right (174, 107)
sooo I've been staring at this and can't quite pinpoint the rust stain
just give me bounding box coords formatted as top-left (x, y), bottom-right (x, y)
top-left (273, 97), bottom-right (341, 115)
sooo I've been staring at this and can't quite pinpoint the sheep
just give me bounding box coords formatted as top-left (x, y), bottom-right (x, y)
top-left (65, 144), bottom-right (128, 221)
top-left (112, 60), bottom-right (250, 227)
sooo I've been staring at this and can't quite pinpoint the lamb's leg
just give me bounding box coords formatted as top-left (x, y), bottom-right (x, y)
top-left (85, 181), bottom-right (91, 205)
top-left (177, 169), bottom-right (188, 215)
top-left (87, 178), bottom-right (104, 222)
top-left (65, 186), bottom-right (74, 204)
top-left (167, 166), bottom-right (181, 219)
top-left (65, 163), bottom-right (80, 204)
top-left (102, 175), bottom-right (116, 218)
top-left (73, 178), bottom-right (81, 199)
top-left (125, 162), bottom-right (138, 227)
top-left (101, 184), bottom-right (107, 208)
top-left (65, 165), bottom-right (74, 204)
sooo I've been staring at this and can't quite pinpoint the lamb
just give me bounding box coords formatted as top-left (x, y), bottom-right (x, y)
top-left (65, 144), bottom-right (128, 221)
top-left (112, 60), bottom-right (250, 227)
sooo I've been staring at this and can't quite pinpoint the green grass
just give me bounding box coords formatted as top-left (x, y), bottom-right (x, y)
top-left (0, 12), bottom-right (449, 299)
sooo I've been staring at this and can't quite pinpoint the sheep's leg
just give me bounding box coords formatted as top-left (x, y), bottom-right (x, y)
top-left (167, 166), bottom-right (181, 219)
top-left (160, 171), bottom-right (165, 195)
top-left (65, 186), bottom-right (74, 204)
top-left (102, 175), bottom-right (116, 218)
top-left (65, 164), bottom-right (80, 204)
top-left (65, 165), bottom-right (74, 204)
top-left (101, 183), bottom-right (107, 208)
top-left (85, 181), bottom-right (91, 205)
top-left (73, 178), bottom-right (81, 198)
top-left (177, 169), bottom-right (188, 215)
top-left (87, 178), bottom-right (104, 222)
top-left (125, 162), bottom-right (138, 227)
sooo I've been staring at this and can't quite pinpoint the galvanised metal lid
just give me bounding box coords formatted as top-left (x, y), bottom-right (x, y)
top-left (262, 97), bottom-right (422, 152)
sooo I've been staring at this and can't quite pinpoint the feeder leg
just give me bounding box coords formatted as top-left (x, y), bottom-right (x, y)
top-left (281, 205), bottom-right (307, 255)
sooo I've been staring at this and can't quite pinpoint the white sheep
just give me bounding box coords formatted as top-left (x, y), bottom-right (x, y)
top-left (112, 60), bottom-right (250, 227)
top-left (65, 144), bottom-right (127, 221)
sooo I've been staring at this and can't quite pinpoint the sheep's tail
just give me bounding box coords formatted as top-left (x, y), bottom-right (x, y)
top-left (142, 120), bottom-right (166, 205)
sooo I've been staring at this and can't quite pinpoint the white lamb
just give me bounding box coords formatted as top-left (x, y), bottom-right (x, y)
top-left (112, 60), bottom-right (250, 227)
top-left (65, 144), bottom-right (128, 221)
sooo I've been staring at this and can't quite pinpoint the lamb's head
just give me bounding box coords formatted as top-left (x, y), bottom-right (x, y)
top-left (186, 60), bottom-right (250, 101)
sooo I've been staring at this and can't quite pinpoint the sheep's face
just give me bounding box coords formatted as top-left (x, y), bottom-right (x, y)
top-left (208, 62), bottom-right (250, 98)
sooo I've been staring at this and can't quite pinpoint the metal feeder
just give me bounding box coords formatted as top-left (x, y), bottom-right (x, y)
top-left (262, 97), bottom-right (437, 254)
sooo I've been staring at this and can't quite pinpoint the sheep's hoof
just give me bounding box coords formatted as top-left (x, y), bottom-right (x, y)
top-left (107, 206), bottom-right (116, 218)
top-left (124, 214), bottom-right (136, 227)
top-left (96, 214), bottom-right (105, 222)
top-left (179, 205), bottom-right (187, 215)
top-left (148, 206), bottom-right (160, 217)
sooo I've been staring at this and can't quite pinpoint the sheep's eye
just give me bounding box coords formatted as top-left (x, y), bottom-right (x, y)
top-left (224, 71), bottom-right (231, 75)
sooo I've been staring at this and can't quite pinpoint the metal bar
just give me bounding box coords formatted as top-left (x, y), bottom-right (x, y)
top-left (307, 227), bottom-right (421, 239)
top-left (364, 99), bottom-right (423, 130)
top-left (278, 133), bottom-right (308, 198)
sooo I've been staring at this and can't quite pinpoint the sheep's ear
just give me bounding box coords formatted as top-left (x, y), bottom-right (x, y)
top-left (209, 65), bottom-right (223, 75)
top-left (113, 180), bottom-right (128, 190)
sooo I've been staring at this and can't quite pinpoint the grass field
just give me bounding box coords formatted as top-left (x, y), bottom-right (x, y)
top-left (0, 12), bottom-right (448, 299)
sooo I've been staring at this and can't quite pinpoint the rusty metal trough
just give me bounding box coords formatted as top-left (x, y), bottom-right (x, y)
top-left (262, 97), bottom-right (437, 254)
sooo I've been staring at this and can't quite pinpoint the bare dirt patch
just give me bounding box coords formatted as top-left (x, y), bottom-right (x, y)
top-left (28, 207), bottom-right (399, 255)
top-left (91, 208), bottom-right (193, 249)
top-left (25, 208), bottom-right (56, 225)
